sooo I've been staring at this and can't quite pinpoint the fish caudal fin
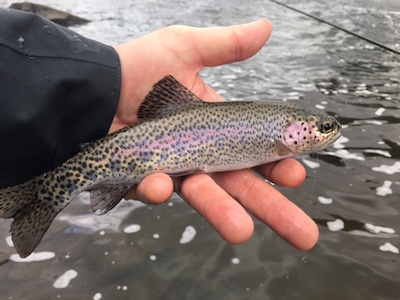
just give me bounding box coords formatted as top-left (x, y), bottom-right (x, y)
top-left (0, 177), bottom-right (58, 258)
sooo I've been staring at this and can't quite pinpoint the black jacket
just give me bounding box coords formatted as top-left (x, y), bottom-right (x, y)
top-left (0, 9), bottom-right (121, 187)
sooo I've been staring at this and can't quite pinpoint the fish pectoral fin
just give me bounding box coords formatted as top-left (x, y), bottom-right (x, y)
top-left (137, 75), bottom-right (204, 119)
top-left (89, 185), bottom-right (131, 216)
top-left (274, 140), bottom-right (292, 156)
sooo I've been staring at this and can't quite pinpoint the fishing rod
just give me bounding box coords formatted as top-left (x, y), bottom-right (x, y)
top-left (269, 0), bottom-right (400, 56)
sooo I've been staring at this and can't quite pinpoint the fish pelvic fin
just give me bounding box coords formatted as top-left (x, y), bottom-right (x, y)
top-left (0, 176), bottom-right (59, 258)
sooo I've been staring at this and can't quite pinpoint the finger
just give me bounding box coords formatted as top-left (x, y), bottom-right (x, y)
top-left (212, 169), bottom-right (319, 251)
top-left (191, 18), bottom-right (272, 66)
top-left (125, 173), bottom-right (174, 204)
top-left (180, 173), bottom-right (254, 244)
top-left (182, 19), bottom-right (272, 102)
top-left (254, 158), bottom-right (306, 187)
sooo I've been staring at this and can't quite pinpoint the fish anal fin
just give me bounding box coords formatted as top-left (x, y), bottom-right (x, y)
top-left (89, 184), bottom-right (131, 216)
top-left (138, 75), bottom-right (203, 119)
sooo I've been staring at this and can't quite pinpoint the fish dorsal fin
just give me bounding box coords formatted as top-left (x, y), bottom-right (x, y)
top-left (137, 75), bottom-right (203, 119)
top-left (88, 184), bottom-right (131, 215)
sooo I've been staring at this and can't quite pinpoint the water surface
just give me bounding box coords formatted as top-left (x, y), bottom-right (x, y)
top-left (0, 0), bottom-right (399, 299)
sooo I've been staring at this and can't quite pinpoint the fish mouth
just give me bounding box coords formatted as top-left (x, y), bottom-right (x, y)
top-left (325, 130), bottom-right (342, 147)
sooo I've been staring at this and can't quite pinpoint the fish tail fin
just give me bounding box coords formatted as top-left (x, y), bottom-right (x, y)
top-left (0, 176), bottom-right (59, 258)
top-left (0, 178), bottom-right (38, 218)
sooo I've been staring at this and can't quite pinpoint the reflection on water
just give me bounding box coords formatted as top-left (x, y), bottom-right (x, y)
top-left (0, 0), bottom-right (399, 299)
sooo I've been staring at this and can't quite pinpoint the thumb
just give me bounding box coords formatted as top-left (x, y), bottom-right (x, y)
top-left (193, 18), bottom-right (272, 67)
top-left (185, 19), bottom-right (272, 101)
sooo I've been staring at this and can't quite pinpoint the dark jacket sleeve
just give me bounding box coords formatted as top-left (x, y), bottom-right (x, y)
top-left (0, 8), bottom-right (121, 188)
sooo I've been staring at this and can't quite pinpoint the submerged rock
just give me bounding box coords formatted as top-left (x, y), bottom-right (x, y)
top-left (10, 2), bottom-right (89, 27)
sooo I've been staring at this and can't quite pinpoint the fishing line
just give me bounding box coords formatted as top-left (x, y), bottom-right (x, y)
top-left (308, 154), bottom-right (319, 207)
top-left (269, 0), bottom-right (400, 56)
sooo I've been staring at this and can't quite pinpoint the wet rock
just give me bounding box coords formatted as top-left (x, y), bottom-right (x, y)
top-left (9, 2), bottom-right (89, 27)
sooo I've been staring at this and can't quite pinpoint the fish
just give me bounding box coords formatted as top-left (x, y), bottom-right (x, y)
top-left (0, 75), bottom-right (342, 258)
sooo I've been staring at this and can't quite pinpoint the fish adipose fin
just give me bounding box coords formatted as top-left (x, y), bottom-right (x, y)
top-left (89, 184), bottom-right (131, 216)
top-left (0, 176), bottom-right (59, 258)
top-left (138, 75), bottom-right (203, 119)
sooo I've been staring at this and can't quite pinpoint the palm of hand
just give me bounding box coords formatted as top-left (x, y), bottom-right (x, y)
top-left (110, 20), bottom-right (318, 250)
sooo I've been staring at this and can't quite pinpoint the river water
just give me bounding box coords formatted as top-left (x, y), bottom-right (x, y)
top-left (0, 0), bottom-right (399, 299)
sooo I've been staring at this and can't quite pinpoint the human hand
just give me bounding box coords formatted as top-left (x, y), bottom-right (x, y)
top-left (113, 19), bottom-right (319, 251)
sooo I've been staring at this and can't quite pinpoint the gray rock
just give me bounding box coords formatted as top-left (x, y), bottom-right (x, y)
top-left (10, 2), bottom-right (89, 27)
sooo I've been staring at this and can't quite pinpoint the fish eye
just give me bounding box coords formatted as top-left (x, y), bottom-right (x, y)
top-left (319, 121), bottom-right (333, 133)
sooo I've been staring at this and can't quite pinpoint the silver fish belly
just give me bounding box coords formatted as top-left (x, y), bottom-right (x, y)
top-left (0, 75), bottom-right (341, 257)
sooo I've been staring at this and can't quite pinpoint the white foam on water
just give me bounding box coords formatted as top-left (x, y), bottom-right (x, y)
top-left (375, 107), bottom-right (385, 116)
top-left (365, 120), bottom-right (383, 125)
top-left (332, 136), bottom-right (349, 149)
top-left (153, 233), bottom-right (160, 239)
top-left (315, 104), bottom-right (325, 110)
top-left (150, 255), bottom-right (157, 261)
top-left (318, 196), bottom-right (333, 204)
top-left (179, 226), bottom-right (197, 244)
top-left (58, 198), bottom-right (141, 232)
top-left (372, 162), bottom-right (400, 175)
top-left (53, 270), bottom-right (78, 289)
top-left (231, 258), bottom-right (240, 264)
top-left (376, 181), bottom-right (393, 196)
top-left (365, 223), bottom-right (395, 234)
top-left (292, 83), bottom-right (314, 92)
top-left (327, 219), bottom-right (344, 232)
top-left (221, 74), bottom-right (237, 80)
top-left (326, 149), bottom-right (365, 161)
top-left (364, 149), bottom-right (391, 157)
top-left (302, 159), bottom-right (320, 169)
top-left (93, 293), bottom-right (102, 300)
top-left (10, 251), bottom-right (55, 262)
top-left (379, 243), bottom-right (399, 254)
top-left (124, 224), bottom-right (141, 233)
top-left (355, 90), bottom-right (372, 96)
top-left (6, 236), bottom-right (13, 247)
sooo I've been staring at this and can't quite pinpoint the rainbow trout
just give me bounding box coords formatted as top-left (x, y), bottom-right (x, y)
top-left (0, 76), bottom-right (341, 257)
